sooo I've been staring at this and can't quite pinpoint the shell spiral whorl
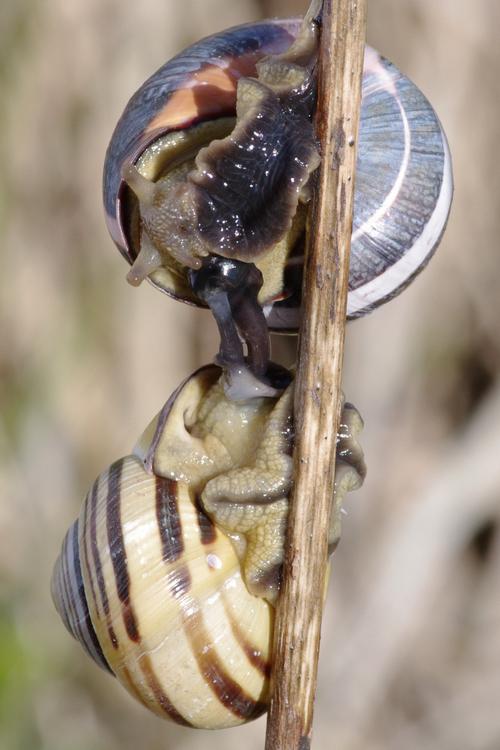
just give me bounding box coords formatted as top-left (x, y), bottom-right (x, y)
top-left (53, 456), bottom-right (271, 728)
top-left (52, 366), bottom-right (365, 729)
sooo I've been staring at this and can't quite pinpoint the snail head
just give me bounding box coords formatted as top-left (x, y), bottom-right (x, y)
top-left (122, 162), bottom-right (204, 285)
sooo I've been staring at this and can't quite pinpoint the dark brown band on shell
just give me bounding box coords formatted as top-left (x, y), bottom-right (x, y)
top-left (170, 564), bottom-right (192, 599)
top-left (50, 519), bottom-right (111, 672)
top-left (195, 494), bottom-right (217, 546)
top-left (82, 481), bottom-right (99, 615)
top-left (155, 476), bottom-right (184, 563)
top-left (184, 607), bottom-right (267, 721)
top-left (139, 654), bottom-right (192, 726)
top-left (106, 459), bottom-right (141, 643)
top-left (221, 593), bottom-right (271, 679)
top-left (69, 521), bottom-right (110, 670)
top-left (88, 477), bottom-right (119, 649)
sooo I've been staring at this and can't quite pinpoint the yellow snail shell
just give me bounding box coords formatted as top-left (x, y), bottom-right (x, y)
top-left (51, 366), bottom-right (365, 728)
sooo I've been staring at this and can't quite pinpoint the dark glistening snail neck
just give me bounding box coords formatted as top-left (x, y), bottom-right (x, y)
top-left (188, 256), bottom-right (271, 380)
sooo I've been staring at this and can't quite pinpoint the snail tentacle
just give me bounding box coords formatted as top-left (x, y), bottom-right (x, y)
top-left (125, 229), bottom-right (163, 287)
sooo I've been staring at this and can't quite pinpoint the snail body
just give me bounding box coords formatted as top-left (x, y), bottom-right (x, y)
top-left (52, 366), bottom-right (365, 728)
top-left (103, 18), bottom-right (453, 328)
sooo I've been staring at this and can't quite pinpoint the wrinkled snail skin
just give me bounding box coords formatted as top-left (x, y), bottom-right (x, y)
top-left (103, 18), bottom-right (453, 329)
top-left (52, 366), bottom-right (365, 729)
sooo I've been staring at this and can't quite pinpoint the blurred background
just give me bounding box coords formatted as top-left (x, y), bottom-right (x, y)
top-left (1, 0), bottom-right (499, 748)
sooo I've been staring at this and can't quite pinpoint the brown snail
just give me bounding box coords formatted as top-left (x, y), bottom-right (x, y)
top-left (103, 5), bottom-right (452, 390)
top-left (51, 365), bottom-right (365, 729)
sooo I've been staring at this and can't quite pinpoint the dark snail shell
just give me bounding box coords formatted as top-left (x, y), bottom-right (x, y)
top-left (103, 19), bottom-right (453, 327)
top-left (52, 366), bottom-right (365, 728)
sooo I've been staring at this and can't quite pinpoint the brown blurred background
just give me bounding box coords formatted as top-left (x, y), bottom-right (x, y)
top-left (1, 1), bottom-right (499, 748)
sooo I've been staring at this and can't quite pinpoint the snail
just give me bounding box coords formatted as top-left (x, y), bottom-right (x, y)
top-left (52, 365), bottom-right (366, 729)
top-left (103, 5), bottom-right (453, 390)
top-left (52, 0), bottom-right (452, 729)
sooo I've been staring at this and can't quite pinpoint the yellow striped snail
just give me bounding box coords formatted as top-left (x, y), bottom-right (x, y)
top-left (52, 365), bottom-right (366, 728)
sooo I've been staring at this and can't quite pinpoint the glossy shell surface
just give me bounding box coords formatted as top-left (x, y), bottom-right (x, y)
top-left (104, 18), bottom-right (452, 326)
top-left (52, 456), bottom-right (272, 729)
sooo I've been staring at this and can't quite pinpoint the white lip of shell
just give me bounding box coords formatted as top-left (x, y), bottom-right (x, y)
top-left (351, 53), bottom-right (411, 247)
top-left (347, 127), bottom-right (453, 317)
top-left (346, 46), bottom-right (453, 317)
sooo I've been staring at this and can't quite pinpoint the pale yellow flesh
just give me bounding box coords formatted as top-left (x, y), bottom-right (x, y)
top-left (135, 369), bottom-right (365, 603)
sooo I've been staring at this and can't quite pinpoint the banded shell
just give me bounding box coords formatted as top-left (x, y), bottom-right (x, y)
top-left (52, 457), bottom-right (271, 728)
top-left (52, 366), bottom-right (365, 728)
top-left (103, 18), bottom-right (453, 327)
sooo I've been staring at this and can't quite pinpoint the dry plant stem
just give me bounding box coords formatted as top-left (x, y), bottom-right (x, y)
top-left (264, 1), bottom-right (367, 748)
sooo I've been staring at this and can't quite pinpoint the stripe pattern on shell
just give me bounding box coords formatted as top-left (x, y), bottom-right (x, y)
top-left (53, 455), bottom-right (272, 729)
